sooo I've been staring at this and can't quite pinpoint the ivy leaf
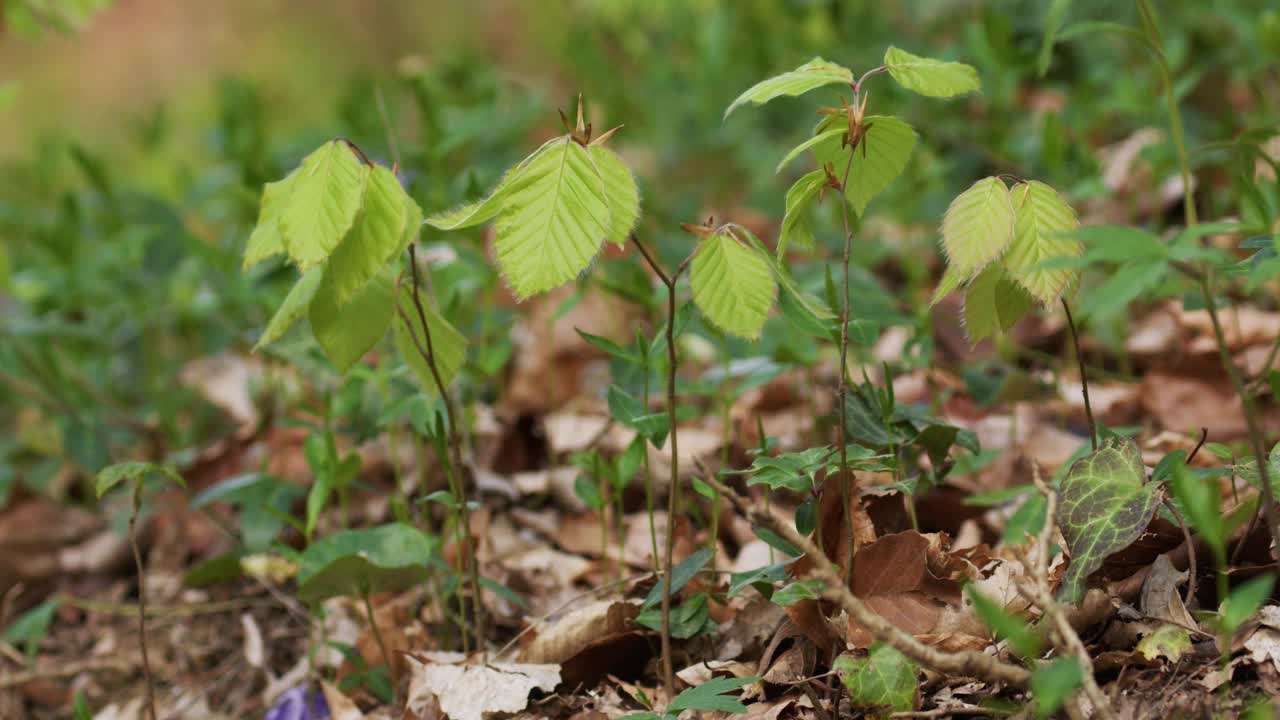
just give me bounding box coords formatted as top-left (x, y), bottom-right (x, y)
top-left (814, 116), bottom-right (917, 215)
top-left (834, 643), bottom-right (919, 717)
top-left (323, 165), bottom-right (414, 308)
top-left (588, 144), bottom-right (640, 247)
top-left (941, 177), bottom-right (1015, 278)
top-left (963, 265), bottom-right (1036, 344)
top-left (883, 46), bottom-right (981, 98)
top-left (309, 268), bottom-right (395, 372)
top-left (690, 229), bottom-right (777, 339)
top-left (494, 137), bottom-right (611, 299)
top-left (96, 461), bottom-right (184, 498)
top-left (778, 170), bottom-right (827, 257)
top-left (280, 140), bottom-right (369, 270)
top-left (393, 283), bottom-right (467, 397)
top-left (724, 57), bottom-right (853, 118)
top-left (254, 266), bottom-right (323, 350)
top-left (425, 137), bottom-right (560, 231)
top-left (1005, 181), bottom-right (1082, 305)
top-left (243, 168), bottom-right (301, 268)
top-left (296, 523), bottom-right (438, 604)
top-left (1056, 436), bottom-right (1160, 603)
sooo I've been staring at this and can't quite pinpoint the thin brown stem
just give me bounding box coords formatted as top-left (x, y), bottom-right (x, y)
top-left (834, 143), bottom-right (859, 576)
top-left (129, 487), bottom-right (157, 720)
top-left (404, 244), bottom-right (486, 654)
top-left (631, 232), bottom-right (692, 699)
top-left (1061, 298), bottom-right (1097, 450)
top-left (703, 473), bottom-right (1030, 687)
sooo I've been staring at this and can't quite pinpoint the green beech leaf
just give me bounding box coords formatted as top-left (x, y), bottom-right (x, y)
top-left (393, 284), bottom-right (467, 396)
top-left (883, 46), bottom-right (980, 98)
top-left (1056, 436), bottom-right (1160, 603)
top-left (724, 57), bottom-right (853, 118)
top-left (254, 266), bottom-right (323, 351)
top-left (734, 225), bottom-right (834, 320)
top-left (930, 264), bottom-right (966, 306)
top-left (690, 230), bottom-right (776, 339)
top-left (296, 523), bottom-right (438, 604)
top-left (779, 170), bottom-right (827, 257)
top-left (280, 140), bottom-right (369, 270)
top-left (323, 165), bottom-right (413, 307)
top-left (425, 137), bottom-right (560, 230)
top-left (963, 265), bottom-right (1036, 343)
top-left (309, 268), bottom-right (395, 372)
top-left (1005, 181), bottom-right (1082, 305)
top-left (589, 144), bottom-right (640, 246)
top-left (243, 169), bottom-right (301, 268)
top-left (96, 461), bottom-right (184, 498)
top-left (494, 137), bottom-right (611, 299)
top-left (814, 115), bottom-right (917, 215)
top-left (835, 643), bottom-right (919, 717)
top-left (941, 177), bottom-right (1015, 278)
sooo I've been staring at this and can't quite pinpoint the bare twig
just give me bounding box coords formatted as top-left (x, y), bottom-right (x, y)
top-left (702, 473), bottom-right (1031, 687)
top-left (834, 138), bottom-right (860, 576)
top-left (0, 656), bottom-right (138, 689)
top-left (362, 591), bottom-right (396, 702)
top-left (1025, 468), bottom-right (1118, 720)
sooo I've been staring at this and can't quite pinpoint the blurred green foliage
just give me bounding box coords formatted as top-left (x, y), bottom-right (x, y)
top-left (1, 0), bottom-right (1278, 501)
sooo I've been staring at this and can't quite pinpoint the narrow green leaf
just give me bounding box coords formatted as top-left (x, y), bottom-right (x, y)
top-left (724, 57), bottom-right (853, 118)
top-left (1218, 574), bottom-right (1275, 635)
top-left (815, 116), bottom-right (917, 215)
top-left (966, 586), bottom-right (1042, 659)
top-left (1169, 462), bottom-right (1225, 558)
top-left (244, 169), bottom-right (301, 268)
top-left (779, 170), bottom-right (827, 257)
top-left (883, 46), bottom-right (980, 98)
top-left (280, 141), bottom-right (369, 270)
top-left (393, 284), bottom-right (467, 397)
top-left (642, 548), bottom-right (714, 610)
top-left (776, 128), bottom-right (845, 174)
top-left (297, 523), bottom-right (437, 604)
top-left (494, 137), bottom-right (611, 299)
top-left (835, 643), bottom-right (919, 716)
top-left (1056, 436), bottom-right (1160, 603)
top-left (1005, 181), bottom-right (1082, 305)
top-left (323, 166), bottom-right (413, 308)
top-left (668, 676), bottom-right (759, 714)
top-left (1030, 657), bottom-right (1083, 718)
top-left (588, 144), bottom-right (640, 247)
top-left (1079, 260), bottom-right (1167, 320)
top-left (309, 268), bottom-right (395, 372)
top-left (1038, 0), bottom-right (1073, 76)
top-left (690, 230), bottom-right (777, 339)
top-left (941, 177), bottom-right (1015, 278)
top-left (254, 266), bottom-right (323, 351)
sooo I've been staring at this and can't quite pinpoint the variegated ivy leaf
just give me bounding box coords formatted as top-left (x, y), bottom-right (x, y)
top-left (834, 643), bottom-right (919, 715)
top-left (778, 170), bottom-right (827, 257)
top-left (309, 268), bottom-right (395, 372)
top-left (962, 264), bottom-right (1035, 344)
top-left (393, 283), bottom-right (467, 396)
top-left (814, 115), bottom-right (916, 215)
top-left (724, 57), bottom-right (853, 118)
top-left (1056, 436), bottom-right (1161, 604)
top-left (1005, 181), bottom-right (1082, 305)
top-left (494, 137), bottom-right (611, 298)
top-left (883, 46), bottom-right (981, 98)
top-left (940, 176), bottom-right (1015, 279)
top-left (690, 229), bottom-right (777, 339)
top-left (279, 140), bottom-right (369, 270)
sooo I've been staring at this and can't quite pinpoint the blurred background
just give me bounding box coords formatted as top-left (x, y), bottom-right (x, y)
top-left (1, 0), bottom-right (1278, 507)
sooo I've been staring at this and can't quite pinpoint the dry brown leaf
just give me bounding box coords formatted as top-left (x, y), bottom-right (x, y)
top-left (1139, 555), bottom-right (1197, 629)
top-left (846, 531), bottom-right (965, 648)
top-left (321, 681), bottom-right (364, 720)
top-left (518, 600), bottom-right (645, 687)
top-left (406, 653), bottom-right (561, 720)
